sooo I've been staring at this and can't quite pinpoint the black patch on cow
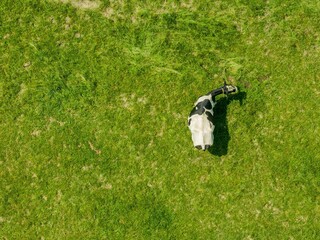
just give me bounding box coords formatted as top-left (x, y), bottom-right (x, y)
top-left (204, 100), bottom-right (212, 110)
top-left (188, 118), bottom-right (191, 126)
top-left (205, 111), bottom-right (214, 124)
top-left (189, 104), bottom-right (204, 117)
top-left (189, 99), bottom-right (212, 117)
top-left (205, 145), bottom-right (211, 150)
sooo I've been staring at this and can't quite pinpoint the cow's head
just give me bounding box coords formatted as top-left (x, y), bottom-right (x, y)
top-left (223, 84), bottom-right (238, 95)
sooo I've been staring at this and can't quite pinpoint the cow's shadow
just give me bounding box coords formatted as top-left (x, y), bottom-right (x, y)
top-left (209, 90), bottom-right (246, 156)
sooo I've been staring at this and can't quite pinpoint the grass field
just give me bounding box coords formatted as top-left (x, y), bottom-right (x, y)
top-left (1, 0), bottom-right (320, 239)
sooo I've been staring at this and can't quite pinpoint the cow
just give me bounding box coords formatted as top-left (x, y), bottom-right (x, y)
top-left (188, 83), bottom-right (238, 151)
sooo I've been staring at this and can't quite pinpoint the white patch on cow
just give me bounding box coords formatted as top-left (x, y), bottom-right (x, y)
top-left (194, 95), bottom-right (215, 107)
top-left (188, 114), bottom-right (215, 149)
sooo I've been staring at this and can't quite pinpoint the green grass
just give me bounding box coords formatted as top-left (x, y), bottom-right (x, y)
top-left (1, 0), bottom-right (320, 239)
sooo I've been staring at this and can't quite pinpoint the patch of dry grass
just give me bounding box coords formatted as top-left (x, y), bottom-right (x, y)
top-left (53, 0), bottom-right (101, 10)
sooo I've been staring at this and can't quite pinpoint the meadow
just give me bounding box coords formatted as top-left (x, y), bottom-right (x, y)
top-left (1, 0), bottom-right (320, 239)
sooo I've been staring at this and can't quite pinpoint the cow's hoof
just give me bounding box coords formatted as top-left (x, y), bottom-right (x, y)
top-left (195, 145), bottom-right (202, 150)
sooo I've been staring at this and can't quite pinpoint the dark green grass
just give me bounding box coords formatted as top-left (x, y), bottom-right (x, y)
top-left (1, 0), bottom-right (320, 239)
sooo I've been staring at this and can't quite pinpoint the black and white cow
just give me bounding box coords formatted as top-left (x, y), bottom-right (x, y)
top-left (188, 84), bottom-right (238, 151)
